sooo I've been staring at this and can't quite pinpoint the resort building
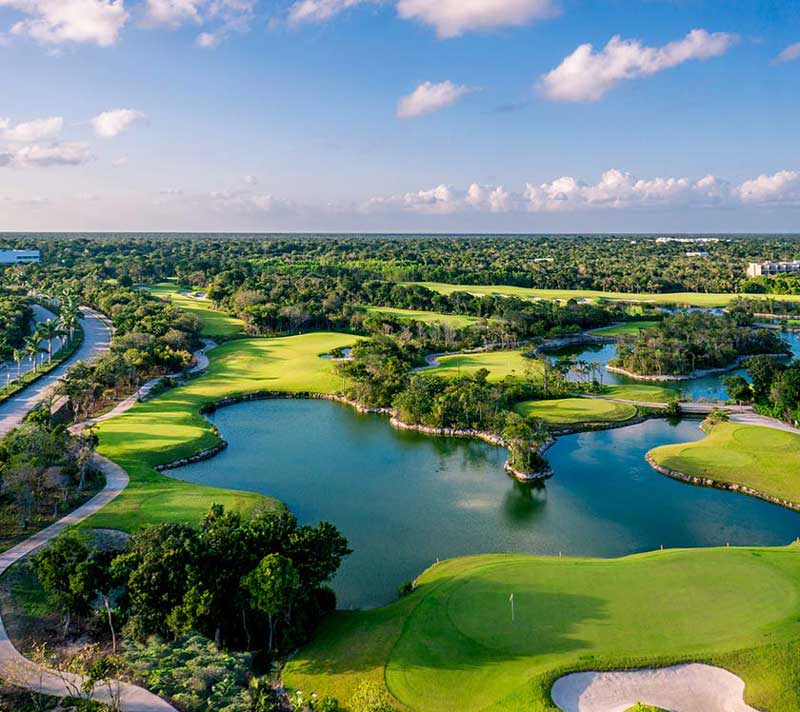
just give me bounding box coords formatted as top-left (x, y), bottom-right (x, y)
top-left (746, 260), bottom-right (800, 278)
top-left (0, 249), bottom-right (40, 265)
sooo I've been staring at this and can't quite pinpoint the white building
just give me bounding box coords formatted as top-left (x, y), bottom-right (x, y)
top-left (0, 249), bottom-right (40, 265)
top-left (747, 260), bottom-right (800, 278)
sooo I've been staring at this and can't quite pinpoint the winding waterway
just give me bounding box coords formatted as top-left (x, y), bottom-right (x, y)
top-left (550, 331), bottom-right (800, 402)
top-left (175, 399), bottom-right (800, 608)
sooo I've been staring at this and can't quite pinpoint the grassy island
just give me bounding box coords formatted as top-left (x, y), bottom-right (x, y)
top-left (423, 349), bottom-right (542, 382)
top-left (648, 422), bottom-right (800, 508)
top-left (285, 546), bottom-right (800, 712)
top-left (514, 397), bottom-right (637, 425)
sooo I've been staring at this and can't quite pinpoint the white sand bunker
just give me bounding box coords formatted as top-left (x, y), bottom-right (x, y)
top-left (550, 663), bottom-right (758, 712)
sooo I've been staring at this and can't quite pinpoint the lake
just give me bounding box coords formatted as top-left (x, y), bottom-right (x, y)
top-left (174, 399), bottom-right (800, 608)
top-left (547, 331), bottom-right (800, 401)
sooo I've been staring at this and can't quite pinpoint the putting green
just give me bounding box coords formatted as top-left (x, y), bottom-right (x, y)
top-left (591, 321), bottom-right (660, 337)
top-left (514, 398), bottom-right (637, 425)
top-left (649, 422), bottom-right (800, 507)
top-left (284, 546), bottom-right (800, 712)
top-left (424, 350), bottom-right (542, 382)
top-left (406, 282), bottom-right (800, 308)
top-left (146, 282), bottom-right (245, 338)
top-left (365, 306), bottom-right (481, 328)
top-left (89, 332), bottom-right (359, 531)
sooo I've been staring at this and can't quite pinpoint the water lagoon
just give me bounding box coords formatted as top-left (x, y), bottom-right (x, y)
top-left (175, 399), bottom-right (800, 608)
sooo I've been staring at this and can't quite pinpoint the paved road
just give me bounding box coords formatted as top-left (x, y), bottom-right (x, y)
top-left (0, 455), bottom-right (177, 711)
top-left (0, 308), bottom-right (112, 437)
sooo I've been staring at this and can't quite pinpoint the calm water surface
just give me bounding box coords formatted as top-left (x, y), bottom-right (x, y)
top-left (175, 399), bottom-right (800, 608)
top-left (550, 331), bottom-right (800, 402)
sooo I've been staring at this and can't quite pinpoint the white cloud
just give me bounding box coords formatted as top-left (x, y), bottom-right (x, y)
top-left (539, 29), bottom-right (738, 102)
top-left (111, 155), bottom-right (129, 166)
top-left (0, 0), bottom-right (128, 46)
top-left (397, 80), bottom-right (475, 118)
top-left (1, 116), bottom-right (63, 142)
top-left (397, 0), bottom-right (557, 38)
top-left (0, 142), bottom-right (91, 168)
top-left (196, 30), bottom-right (219, 46)
top-left (288, 0), bottom-right (377, 24)
top-left (773, 42), bottom-right (800, 65)
top-left (91, 109), bottom-right (147, 138)
top-left (736, 170), bottom-right (800, 205)
top-left (145, 0), bottom-right (203, 25)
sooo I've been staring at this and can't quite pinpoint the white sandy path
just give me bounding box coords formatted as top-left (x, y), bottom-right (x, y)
top-left (0, 454), bottom-right (177, 711)
top-left (550, 663), bottom-right (758, 712)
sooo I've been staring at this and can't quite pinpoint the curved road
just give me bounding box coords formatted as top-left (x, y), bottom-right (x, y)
top-left (0, 307), bottom-right (112, 438)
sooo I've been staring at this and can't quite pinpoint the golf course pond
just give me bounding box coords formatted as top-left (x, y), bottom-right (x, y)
top-left (174, 399), bottom-right (800, 608)
top-left (549, 330), bottom-right (800, 402)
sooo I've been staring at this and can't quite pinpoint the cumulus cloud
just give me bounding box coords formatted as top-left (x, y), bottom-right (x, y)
top-left (1, 116), bottom-right (63, 142)
top-left (539, 29), bottom-right (738, 102)
top-left (737, 170), bottom-right (800, 205)
top-left (145, 0), bottom-right (203, 25)
top-left (397, 80), bottom-right (475, 118)
top-left (91, 109), bottom-right (147, 138)
top-left (0, 0), bottom-right (128, 46)
top-left (196, 30), bottom-right (219, 46)
top-left (396, 0), bottom-right (557, 38)
top-left (288, 0), bottom-right (377, 24)
top-left (773, 42), bottom-right (800, 65)
top-left (0, 142), bottom-right (91, 168)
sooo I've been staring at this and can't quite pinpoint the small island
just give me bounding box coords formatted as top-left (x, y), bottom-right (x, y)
top-left (609, 311), bottom-right (790, 380)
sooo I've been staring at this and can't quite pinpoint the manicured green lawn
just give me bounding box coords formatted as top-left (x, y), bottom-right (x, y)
top-left (145, 282), bottom-right (245, 338)
top-left (649, 422), bottom-right (800, 507)
top-left (365, 306), bottom-right (481, 328)
top-left (406, 282), bottom-right (800, 308)
top-left (284, 546), bottom-right (800, 712)
top-left (423, 350), bottom-right (542, 382)
top-left (88, 332), bottom-right (360, 532)
top-left (600, 384), bottom-right (678, 404)
top-left (592, 321), bottom-right (660, 336)
top-left (514, 398), bottom-right (637, 425)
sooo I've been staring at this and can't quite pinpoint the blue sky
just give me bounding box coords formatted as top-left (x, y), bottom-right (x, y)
top-left (0, 0), bottom-right (798, 232)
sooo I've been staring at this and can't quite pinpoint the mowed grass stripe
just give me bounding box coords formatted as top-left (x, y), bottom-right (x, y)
top-left (90, 332), bottom-right (360, 531)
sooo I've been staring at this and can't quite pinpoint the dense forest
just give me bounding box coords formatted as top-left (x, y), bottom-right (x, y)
top-left (611, 312), bottom-right (790, 377)
top-left (0, 289), bottom-right (33, 353)
top-left (2, 233), bottom-right (800, 296)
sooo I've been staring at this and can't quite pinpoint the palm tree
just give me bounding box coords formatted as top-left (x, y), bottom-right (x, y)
top-left (0, 337), bottom-right (10, 387)
top-left (12, 348), bottom-right (24, 380)
top-left (23, 335), bottom-right (45, 374)
top-left (39, 319), bottom-right (59, 363)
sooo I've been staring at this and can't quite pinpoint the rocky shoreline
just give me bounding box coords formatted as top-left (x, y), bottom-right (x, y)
top-left (606, 353), bottom-right (786, 382)
top-left (645, 453), bottom-right (800, 512)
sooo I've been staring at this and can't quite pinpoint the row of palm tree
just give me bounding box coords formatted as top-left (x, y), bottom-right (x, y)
top-left (0, 291), bottom-right (81, 389)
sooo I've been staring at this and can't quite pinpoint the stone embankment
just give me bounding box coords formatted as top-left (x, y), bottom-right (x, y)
top-left (606, 353), bottom-right (787, 382)
top-left (645, 453), bottom-right (800, 512)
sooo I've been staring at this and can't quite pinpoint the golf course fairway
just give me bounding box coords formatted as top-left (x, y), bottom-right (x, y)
top-left (649, 422), bottom-right (800, 508)
top-left (406, 282), bottom-right (800, 308)
top-left (146, 282), bottom-right (246, 338)
top-left (88, 332), bottom-right (360, 531)
top-left (284, 546), bottom-right (800, 712)
top-left (424, 349), bottom-right (543, 382)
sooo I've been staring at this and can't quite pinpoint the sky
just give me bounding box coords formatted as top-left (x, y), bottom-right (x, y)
top-left (0, 0), bottom-right (799, 233)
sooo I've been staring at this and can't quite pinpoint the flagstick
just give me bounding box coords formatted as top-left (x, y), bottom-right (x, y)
top-left (510, 593), bottom-right (515, 623)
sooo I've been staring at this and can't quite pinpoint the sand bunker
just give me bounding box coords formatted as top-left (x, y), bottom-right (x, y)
top-left (550, 663), bottom-right (758, 712)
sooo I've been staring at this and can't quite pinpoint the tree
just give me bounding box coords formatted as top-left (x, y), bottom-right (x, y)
top-left (242, 554), bottom-right (299, 652)
top-left (722, 374), bottom-right (753, 404)
top-left (33, 532), bottom-right (97, 637)
top-left (746, 354), bottom-right (782, 403)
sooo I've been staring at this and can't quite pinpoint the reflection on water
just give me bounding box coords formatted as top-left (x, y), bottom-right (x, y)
top-left (545, 331), bottom-right (800, 402)
top-left (175, 399), bottom-right (800, 608)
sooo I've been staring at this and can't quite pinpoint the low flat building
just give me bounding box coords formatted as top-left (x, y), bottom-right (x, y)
top-left (0, 249), bottom-right (40, 265)
top-left (747, 260), bottom-right (800, 278)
